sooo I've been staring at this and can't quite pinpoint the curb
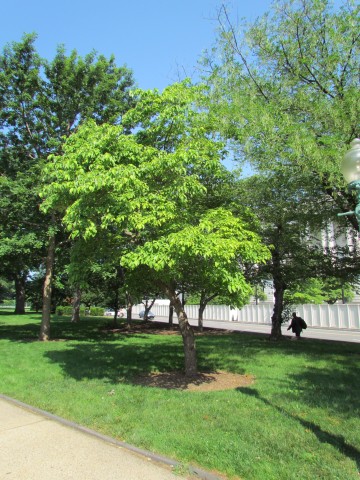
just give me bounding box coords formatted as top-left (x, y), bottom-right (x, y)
top-left (0, 394), bottom-right (222, 480)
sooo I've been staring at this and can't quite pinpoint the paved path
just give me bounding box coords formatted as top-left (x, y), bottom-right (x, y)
top-left (155, 316), bottom-right (360, 343)
top-left (0, 396), bottom-right (218, 480)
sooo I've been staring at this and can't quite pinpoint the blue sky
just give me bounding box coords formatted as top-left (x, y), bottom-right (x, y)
top-left (1, 0), bottom-right (275, 91)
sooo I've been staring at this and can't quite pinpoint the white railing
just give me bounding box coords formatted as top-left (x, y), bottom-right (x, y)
top-left (133, 303), bottom-right (360, 330)
top-left (295, 304), bottom-right (360, 329)
top-left (133, 303), bottom-right (231, 321)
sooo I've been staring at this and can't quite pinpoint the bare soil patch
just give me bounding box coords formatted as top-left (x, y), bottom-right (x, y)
top-left (102, 320), bottom-right (234, 336)
top-left (132, 371), bottom-right (255, 392)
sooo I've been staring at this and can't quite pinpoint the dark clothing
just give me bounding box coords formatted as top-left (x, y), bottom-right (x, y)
top-left (287, 315), bottom-right (306, 337)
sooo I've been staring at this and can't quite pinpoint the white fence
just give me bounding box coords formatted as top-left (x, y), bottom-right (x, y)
top-left (133, 303), bottom-right (360, 330)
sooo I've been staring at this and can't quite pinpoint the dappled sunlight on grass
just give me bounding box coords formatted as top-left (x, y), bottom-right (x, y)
top-left (45, 340), bottom-right (185, 382)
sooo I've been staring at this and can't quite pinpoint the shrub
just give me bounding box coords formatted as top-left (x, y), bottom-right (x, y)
top-left (56, 305), bottom-right (104, 317)
top-left (90, 306), bottom-right (104, 316)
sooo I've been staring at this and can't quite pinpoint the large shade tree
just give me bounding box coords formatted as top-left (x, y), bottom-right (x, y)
top-left (41, 82), bottom-right (270, 375)
top-left (204, 0), bottom-right (360, 230)
top-left (0, 34), bottom-right (135, 334)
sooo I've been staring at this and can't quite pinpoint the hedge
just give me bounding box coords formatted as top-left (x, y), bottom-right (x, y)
top-left (56, 306), bottom-right (105, 317)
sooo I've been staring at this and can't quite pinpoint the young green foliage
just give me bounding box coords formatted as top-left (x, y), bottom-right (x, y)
top-left (42, 82), bottom-right (270, 374)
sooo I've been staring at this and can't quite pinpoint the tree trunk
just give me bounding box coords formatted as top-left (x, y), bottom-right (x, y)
top-left (198, 292), bottom-right (216, 333)
top-left (168, 303), bottom-right (174, 327)
top-left (39, 234), bottom-right (56, 341)
top-left (159, 283), bottom-right (197, 376)
top-left (112, 289), bottom-right (120, 328)
top-left (270, 283), bottom-right (284, 339)
top-left (126, 292), bottom-right (133, 329)
top-left (182, 327), bottom-right (197, 376)
top-left (176, 302), bottom-right (197, 376)
top-left (14, 271), bottom-right (27, 314)
top-left (143, 297), bottom-right (156, 321)
top-left (71, 287), bottom-right (81, 323)
top-left (198, 304), bottom-right (205, 332)
top-left (270, 248), bottom-right (285, 340)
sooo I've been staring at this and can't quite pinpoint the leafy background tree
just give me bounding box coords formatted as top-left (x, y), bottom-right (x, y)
top-left (0, 276), bottom-right (14, 304)
top-left (204, 0), bottom-right (359, 228)
top-left (1, 1), bottom-right (358, 353)
top-left (234, 169), bottom-right (345, 338)
top-left (0, 34), bottom-right (135, 338)
top-left (201, 0), bottom-right (359, 335)
top-left (285, 277), bottom-right (355, 305)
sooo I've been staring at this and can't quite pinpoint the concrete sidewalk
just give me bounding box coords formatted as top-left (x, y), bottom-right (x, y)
top-left (0, 395), bottom-right (219, 480)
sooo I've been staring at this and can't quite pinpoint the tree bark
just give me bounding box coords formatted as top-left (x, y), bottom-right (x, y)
top-left (270, 248), bottom-right (285, 340)
top-left (14, 271), bottom-right (27, 314)
top-left (271, 281), bottom-right (285, 339)
top-left (159, 283), bottom-right (197, 376)
top-left (198, 304), bottom-right (205, 333)
top-left (39, 234), bottom-right (56, 341)
top-left (176, 302), bottom-right (197, 376)
top-left (112, 283), bottom-right (123, 328)
top-left (168, 303), bottom-right (174, 327)
top-left (126, 292), bottom-right (133, 329)
top-left (142, 297), bottom-right (156, 321)
top-left (71, 287), bottom-right (81, 322)
top-left (198, 292), bottom-right (217, 333)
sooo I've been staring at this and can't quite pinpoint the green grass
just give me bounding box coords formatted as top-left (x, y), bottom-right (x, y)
top-left (0, 311), bottom-right (359, 479)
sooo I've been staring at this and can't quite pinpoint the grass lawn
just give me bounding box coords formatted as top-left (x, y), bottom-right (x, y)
top-left (0, 311), bottom-right (359, 479)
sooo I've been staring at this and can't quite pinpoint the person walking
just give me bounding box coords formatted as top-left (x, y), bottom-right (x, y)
top-left (287, 312), bottom-right (307, 339)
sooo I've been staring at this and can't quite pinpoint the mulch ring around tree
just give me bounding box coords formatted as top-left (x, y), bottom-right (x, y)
top-left (102, 320), bottom-right (255, 391)
top-left (101, 320), bottom-right (236, 336)
top-left (131, 371), bottom-right (255, 392)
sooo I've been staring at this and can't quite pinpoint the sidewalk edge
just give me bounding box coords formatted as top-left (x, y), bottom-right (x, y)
top-left (0, 393), bottom-right (222, 480)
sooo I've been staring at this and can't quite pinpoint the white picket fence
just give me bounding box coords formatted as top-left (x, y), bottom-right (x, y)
top-left (133, 303), bottom-right (360, 330)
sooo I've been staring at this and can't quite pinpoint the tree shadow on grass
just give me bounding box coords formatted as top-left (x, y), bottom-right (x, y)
top-left (196, 332), bottom-right (360, 372)
top-left (0, 321), bottom-right (41, 341)
top-left (44, 341), bottom-right (186, 383)
top-left (288, 358), bottom-right (360, 415)
top-left (236, 387), bottom-right (360, 471)
top-left (0, 315), bottom-right (135, 343)
top-left (195, 333), bottom-right (270, 372)
top-left (41, 328), bottom-right (360, 389)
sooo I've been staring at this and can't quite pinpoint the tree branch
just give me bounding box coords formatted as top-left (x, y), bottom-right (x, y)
top-left (218, 4), bottom-right (269, 102)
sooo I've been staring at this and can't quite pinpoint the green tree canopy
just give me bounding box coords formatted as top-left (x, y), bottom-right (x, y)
top-left (42, 82), bottom-right (270, 375)
top-left (0, 33), bottom-right (135, 326)
top-left (204, 0), bottom-right (360, 230)
top-left (235, 169), bottom-right (340, 337)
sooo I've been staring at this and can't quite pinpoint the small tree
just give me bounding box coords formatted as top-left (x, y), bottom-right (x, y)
top-left (42, 82), bottom-right (270, 375)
